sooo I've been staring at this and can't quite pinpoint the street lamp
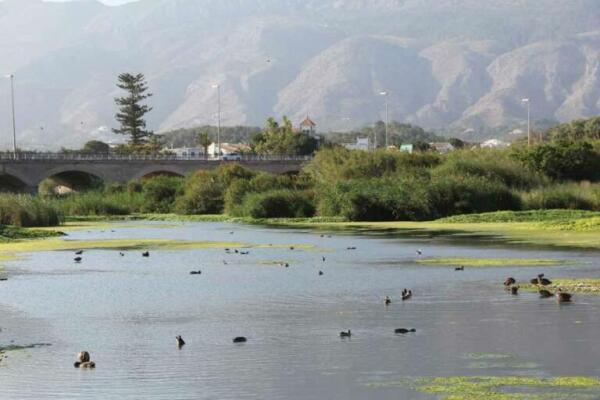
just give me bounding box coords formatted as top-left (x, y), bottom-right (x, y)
top-left (212, 83), bottom-right (221, 158)
top-left (5, 74), bottom-right (17, 157)
top-left (521, 98), bottom-right (531, 146)
top-left (380, 91), bottom-right (389, 148)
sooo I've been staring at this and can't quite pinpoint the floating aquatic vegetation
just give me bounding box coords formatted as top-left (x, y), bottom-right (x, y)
top-left (368, 375), bottom-right (600, 400)
top-left (417, 258), bottom-right (565, 267)
top-left (521, 279), bottom-right (600, 295)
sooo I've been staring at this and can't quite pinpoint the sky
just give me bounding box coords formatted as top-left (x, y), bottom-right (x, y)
top-left (46, 0), bottom-right (136, 5)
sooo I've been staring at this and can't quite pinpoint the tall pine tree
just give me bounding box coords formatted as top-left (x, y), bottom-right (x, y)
top-left (113, 73), bottom-right (153, 145)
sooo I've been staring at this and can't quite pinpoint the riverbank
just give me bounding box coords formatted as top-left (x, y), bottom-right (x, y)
top-left (256, 210), bottom-right (600, 250)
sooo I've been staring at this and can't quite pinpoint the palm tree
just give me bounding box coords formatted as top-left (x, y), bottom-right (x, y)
top-left (197, 131), bottom-right (212, 156)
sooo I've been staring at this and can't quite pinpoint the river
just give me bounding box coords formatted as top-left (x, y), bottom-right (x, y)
top-left (1, 221), bottom-right (599, 399)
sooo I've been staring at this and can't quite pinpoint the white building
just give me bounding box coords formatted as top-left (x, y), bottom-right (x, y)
top-left (344, 137), bottom-right (370, 151)
top-left (299, 116), bottom-right (317, 135)
top-left (480, 139), bottom-right (510, 148)
top-left (207, 142), bottom-right (251, 156)
top-left (429, 142), bottom-right (455, 153)
top-left (170, 147), bottom-right (204, 157)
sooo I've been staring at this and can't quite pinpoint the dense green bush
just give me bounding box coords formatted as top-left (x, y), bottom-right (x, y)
top-left (521, 183), bottom-right (600, 211)
top-left (0, 194), bottom-right (62, 227)
top-left (434, 149), bottom-right (544, 189)
top-left (512, 140), bottom-right (600, 181)
top-left (53, 191), bottom-right (142, 216)
top-left (240, 190), bottom-right (315, 218)
top-left (175, 171), bottom-right (225, 215)
top-left (141, 176), bottom-right (183, 213)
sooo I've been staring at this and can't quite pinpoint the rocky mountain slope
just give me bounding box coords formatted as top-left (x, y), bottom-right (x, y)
top-left (0, 0), bottom-right (599, 148)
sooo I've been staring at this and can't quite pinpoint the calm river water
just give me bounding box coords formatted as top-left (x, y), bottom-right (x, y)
top-left (1, 221), bottom-right (600, 399)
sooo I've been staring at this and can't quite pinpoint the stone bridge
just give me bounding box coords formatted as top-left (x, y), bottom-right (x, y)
top-left (0, 154), bottom-right (309, 193)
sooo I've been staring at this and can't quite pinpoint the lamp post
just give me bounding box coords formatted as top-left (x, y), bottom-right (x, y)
top-left (212, 84), bottom-right (221, 158)
top-left (380, 91), bottom-right (389, 148)
top-left (6, 74), bottom-right (16, 157)
top-left (522, 98), bottom-right (531, 146)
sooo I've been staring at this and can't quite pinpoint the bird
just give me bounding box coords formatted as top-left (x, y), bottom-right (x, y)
top-left (176, 335), bottom-right (185, 348)
top-left (319, 270), bottom-right (324, 276)
top-left (539, 289), bottom-right (553, 298)
top-left (322, 256), bottom-right (326, 262)
top-left (504, 277), bottom-right (516, 287)
top-left (347, 246), bottom-right (357, 250)
top-left (402, 290), bottom-right (412, 301)
top-left (233, 337), bottom-right (247, 343)
top-left (511, 286), bottom-right (519, 295)
top-left (289, 246), bottom-right (295, 250)
top-left (339, 330), bottom-right (351, 338)
top-left (384, 296), bottom-right (391, 306)
top-left (284, 263), bottom-right (290, 268)
top-left (119, 252), bottom-right (125, 257)
top-left (530, 274), bottom-right (551, 286)
top-left (416, 249), bottom-right (423, 255)
top-left (556, 289), bottom-right (572, 303)
top-left (74, 257), bottom-right (82, 263)
top-left (395, 328), bottom-right (416, 334)
top-left (455, 266), bottom-right (465, 271)
top-left (190, 271), bottom-right (202, 275)
top-left (142, 251), bottom-right (150, 257)
top-left (223, 260), bottom-right (228, 265)
top-left (75, 250), bottom-right (83, 255)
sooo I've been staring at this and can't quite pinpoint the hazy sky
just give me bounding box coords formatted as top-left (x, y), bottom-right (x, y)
top-left (46, 0), bottom-right (136, 5)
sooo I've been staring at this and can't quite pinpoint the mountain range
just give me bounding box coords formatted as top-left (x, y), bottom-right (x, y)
top-left (0, 0), bottom-right (599, 148)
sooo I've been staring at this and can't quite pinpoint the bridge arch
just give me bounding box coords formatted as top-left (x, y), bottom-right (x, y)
top-left (39, 166), bottom-right (105, 194)
top-left (132, 166), bottom-right (187, 181)
top-left (0, 172), bottom-right (31, 193)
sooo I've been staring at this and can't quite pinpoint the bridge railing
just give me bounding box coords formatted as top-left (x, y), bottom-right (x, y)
top-left (0, 152), bottom-right (313, 162)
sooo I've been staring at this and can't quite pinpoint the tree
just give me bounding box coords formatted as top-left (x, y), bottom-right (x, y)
top-left (251, 117), bottom-right (318, 155)
top-left (197, 131), bottom-right (212, 155)
top-left (113, 73), bottom-right (153, 145)
top-left (82, 140), bottom-right (110, 154)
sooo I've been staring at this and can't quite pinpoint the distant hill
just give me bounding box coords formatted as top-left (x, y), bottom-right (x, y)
top-left (0, 0), bottom-right (599, 148)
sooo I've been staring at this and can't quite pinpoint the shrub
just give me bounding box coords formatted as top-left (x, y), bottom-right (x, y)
top-left (0, 194), bottom-right (62, 227)
top-left (240, 190), bottom-right (316, 219)
top-left (141, 176), bottom-right (183, 213)
top-left (174, 172), bottom-right (225, 215)
top-left (521, 183), bottom-right (598, 210)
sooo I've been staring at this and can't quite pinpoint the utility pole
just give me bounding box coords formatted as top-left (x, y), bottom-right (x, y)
top-left (212, 83), bottom-right (221, 158)
top-left (7, 74), bottom-right (17, 157)
top-left (380, 91), bottom-right (389, 149)
top-left (522, 98), bottom-right (531, 146)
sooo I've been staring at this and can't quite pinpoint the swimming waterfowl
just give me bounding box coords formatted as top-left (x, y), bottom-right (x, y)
top-left (176, 335), bottom-right (185, 348)
top-left (142, 251), bottom-right (150, 257)
top-left (322, 256), bottom-right (326, 262)
top-left (190, 271), bottom-right (202, 275)
top-left (504, 277), bottom-right (516, 287)
top-left (556, 289), bottom-right (572, 303)
top-left (74, 351), bottom-right (95, 368)
top-left (395, 328), bottom-right (416, 334)
top-left (339, 330), bottom-right (351, 338)
top-left (347, 247), bottom-right (357, 250)
top-left (75, 250), bottom-right (83, 255)
top-left (384, 296), bottom-right (391, 306)
top-left (119, 252), bottom-right (125, 257)
top-left (402, 290), bottom-right (412, 301)
top-left (233, 337), bottom-right (247, 343)
top-left (510, 286), bottom-right (519, 295)
top-left (416, 249), bottom-right (423, 255)
top-left (539, 289), bottom-right (553, 298)
top-left (74, 257), bottom-right (82, 263)
top-left (530, 274), bottom-right (551, 286)
top-left (455, 266), bottom-right (464, 271)
top-left (289, 246), bottom-right (294, 250)
top-left (319, 271), bottom-right (324, 276)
